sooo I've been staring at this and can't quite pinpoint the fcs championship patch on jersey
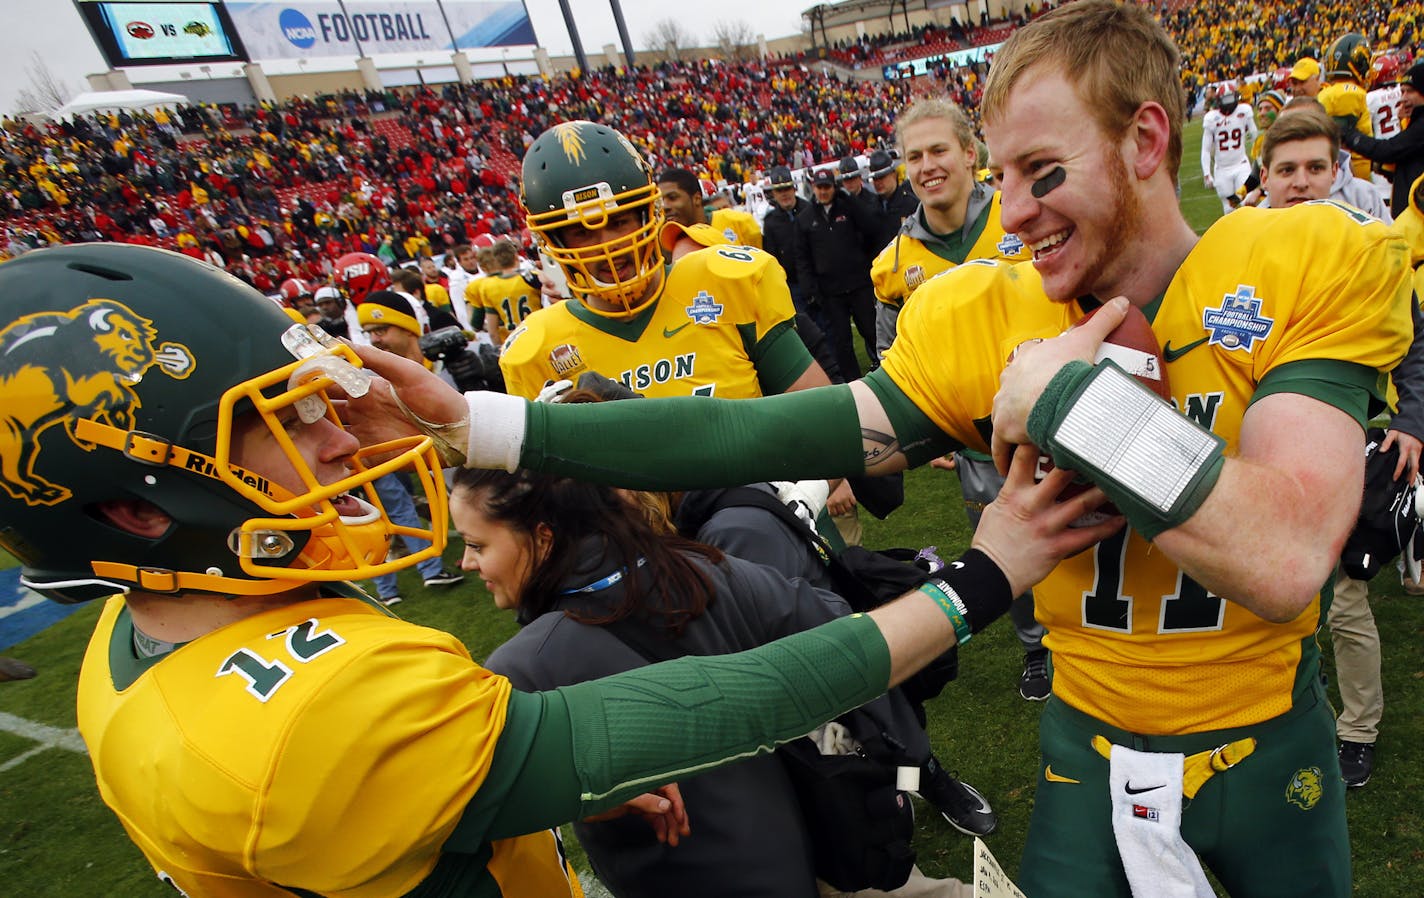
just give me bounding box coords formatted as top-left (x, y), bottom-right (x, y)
top-left (1203, 285), bottom-right (1275, 352)
top-left (685, 291), bottom-right (725, 325)
top-left (997, 233), bottom-right (1025, 256)
top-left (0, 299), bottom-right (195, 506)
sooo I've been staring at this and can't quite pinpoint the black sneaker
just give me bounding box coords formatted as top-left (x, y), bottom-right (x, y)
top-left (1338, 740), bottom-right (1374, 788)
top-left (917, 756), bottom-right (997, 836)
top-left (380, 595), bottom-right (403, 607)
top-left (1020, 649), bottom-right (1051, 701)
top-left (423, 568), bottom-right (464, 588)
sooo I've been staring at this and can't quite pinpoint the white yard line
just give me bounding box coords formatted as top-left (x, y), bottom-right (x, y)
top-left (0, 710), bottom-right (87, 771)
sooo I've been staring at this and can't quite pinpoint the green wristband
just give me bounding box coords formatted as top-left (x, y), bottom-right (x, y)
top-left (920, 580), bottom-right (974, 645)
top-left (917, 548), bottom-right (1015, 645)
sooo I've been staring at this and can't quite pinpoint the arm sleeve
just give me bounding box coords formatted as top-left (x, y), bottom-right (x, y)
top-left (753, 320), bottom-right (817, 395)
top-left (522, 384), bottom-right (865, 486)
top-left (562, 613), bottom-right (891, 814)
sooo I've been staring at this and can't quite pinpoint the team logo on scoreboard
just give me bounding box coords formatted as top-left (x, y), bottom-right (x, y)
top-left (126, 21), bottom-right (155, 39)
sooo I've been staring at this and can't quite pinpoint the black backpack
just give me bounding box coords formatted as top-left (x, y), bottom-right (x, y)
top-left (688, 486), bottom-right (959, 703)
top-left (1342, 427), bottom-right (1423, 580)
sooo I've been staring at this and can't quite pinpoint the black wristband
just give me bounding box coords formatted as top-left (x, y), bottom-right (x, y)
top-left (936, 548), bottom-right (1014, 635)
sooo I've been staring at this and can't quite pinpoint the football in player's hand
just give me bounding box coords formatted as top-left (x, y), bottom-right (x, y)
top-left (1038, 301), bottom-right (1170, 526)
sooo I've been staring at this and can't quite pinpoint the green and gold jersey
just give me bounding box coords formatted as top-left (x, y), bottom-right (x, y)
top-left (77, 596), bottom-right (581, 898)
top-left (881, 201), bottom-right (1412, 734)
top-left (869, 192), bottom-right (1029, 309)
top-left (499, 244), bottom-right (804, 401)
top-left (474, 271), bottom-right (540, 337)
top-left (710, 208), bottom-right (762, 249)
top-left (1319, 81), bottom-right (1374, 179)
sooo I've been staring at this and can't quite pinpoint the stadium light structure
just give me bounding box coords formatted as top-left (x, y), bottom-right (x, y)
top-left (609, 0), bottom-right (636, 67)
top-left (555, 0), bottom-right (588, 72)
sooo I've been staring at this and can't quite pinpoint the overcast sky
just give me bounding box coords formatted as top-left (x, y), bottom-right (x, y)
top-left (0, 0), bottom-right (815, 115)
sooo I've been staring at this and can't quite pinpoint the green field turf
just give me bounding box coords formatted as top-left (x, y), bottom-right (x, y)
top-left (3, 119), bottom-right (1423, 896)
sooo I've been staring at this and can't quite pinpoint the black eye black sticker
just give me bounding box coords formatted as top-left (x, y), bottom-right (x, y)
top-left (1032, 166), bottom-right (1066, 198)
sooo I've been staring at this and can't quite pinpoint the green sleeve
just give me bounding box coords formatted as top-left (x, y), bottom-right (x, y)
top-left (562, 613), bottom-right (892, 815)
top-left (449, 614), bottom-right (892, 841)
top-left (746, 318), bottom-right (816, 396)
top-left (1250, 358), bottom-right (1382, 429)
top-left (448, 688), bottom-right (583, 845)
top-left (522, 384), bottom-right (865, 487)
top-left (861, 366), bottom-right (961, 467)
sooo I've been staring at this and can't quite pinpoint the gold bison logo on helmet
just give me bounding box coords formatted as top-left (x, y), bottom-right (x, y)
top-left (1285, 766), bottom-right (1323, 811)
top-left (0, 299), bottom-right (194, 506)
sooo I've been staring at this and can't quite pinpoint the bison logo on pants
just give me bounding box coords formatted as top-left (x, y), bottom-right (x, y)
top-left (0, 299), bottom-right (194, 506)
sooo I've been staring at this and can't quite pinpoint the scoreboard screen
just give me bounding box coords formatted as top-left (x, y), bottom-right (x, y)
top-left (76, 1), bottom-right (248, 66)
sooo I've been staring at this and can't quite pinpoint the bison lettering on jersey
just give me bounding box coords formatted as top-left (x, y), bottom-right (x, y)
top-left (620, 353), bottom-right (697, 390)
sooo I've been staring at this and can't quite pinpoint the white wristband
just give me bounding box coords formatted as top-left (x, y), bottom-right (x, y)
top-left (464, 391), bottom-right (528, 472)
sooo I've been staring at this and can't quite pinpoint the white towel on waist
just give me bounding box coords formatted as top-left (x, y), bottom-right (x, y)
top-left (1107, 743), bottom-right (1213, 898)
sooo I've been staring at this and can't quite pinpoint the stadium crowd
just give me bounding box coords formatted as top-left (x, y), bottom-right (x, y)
top-left (4, 0), bottom-right (1424, 894)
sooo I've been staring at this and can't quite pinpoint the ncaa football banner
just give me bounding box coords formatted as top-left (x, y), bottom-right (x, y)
top-left (226, 1), bottom-right (535, 59)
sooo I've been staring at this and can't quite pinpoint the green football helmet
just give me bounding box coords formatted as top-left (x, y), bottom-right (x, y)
top-left (0, 244), bottom-right (447, 603)
top-left (1325, 32), bottom-right (1372, 84)
top-left (520, 120), bottom-right (665, 316)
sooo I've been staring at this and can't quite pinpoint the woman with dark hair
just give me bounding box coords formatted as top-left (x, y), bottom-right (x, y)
top-left (451, 467), bottom-right (958, 898)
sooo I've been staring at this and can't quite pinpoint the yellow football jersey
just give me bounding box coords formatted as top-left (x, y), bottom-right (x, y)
top-left (882, 201), bottom-right (1412, 734)
top-left (709, 208), bottom-right (762, 249)
top-left (870, 192), bottom-right (1029, 309)
top-left (1319, 81), bottom-right (1374, 179)
top-left (425, 281), bottom-right (451, 309)
top-left (500, 245), bottom-right (797, 400)
top-left (474, 271), bottom-right (540, 336)
top-left (77, 596), bottom-right (581, 898)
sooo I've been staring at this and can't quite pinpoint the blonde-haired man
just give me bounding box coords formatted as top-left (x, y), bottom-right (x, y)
top-left (868, 97), bottom-right (1044, 703)
top-left (364, 5), bottom-right (1413, 893)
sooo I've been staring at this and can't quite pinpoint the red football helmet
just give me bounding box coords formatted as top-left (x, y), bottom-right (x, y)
top-left (1370, 51), bottom-right (1411, 89)
top-left (471, 234), bottom-right (497, 250)
top-left (698, 178), bottom-right (718, 200)
top-left (278, 277), bottom-right (314, 306)
top-left (333, 252), bottom-right (391, 304)
top-left (1272, 67), bottom-right (1293, 92)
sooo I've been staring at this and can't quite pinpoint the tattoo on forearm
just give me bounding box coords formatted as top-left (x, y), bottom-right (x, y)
top-left (862, 427), bottom-right (904, 473)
